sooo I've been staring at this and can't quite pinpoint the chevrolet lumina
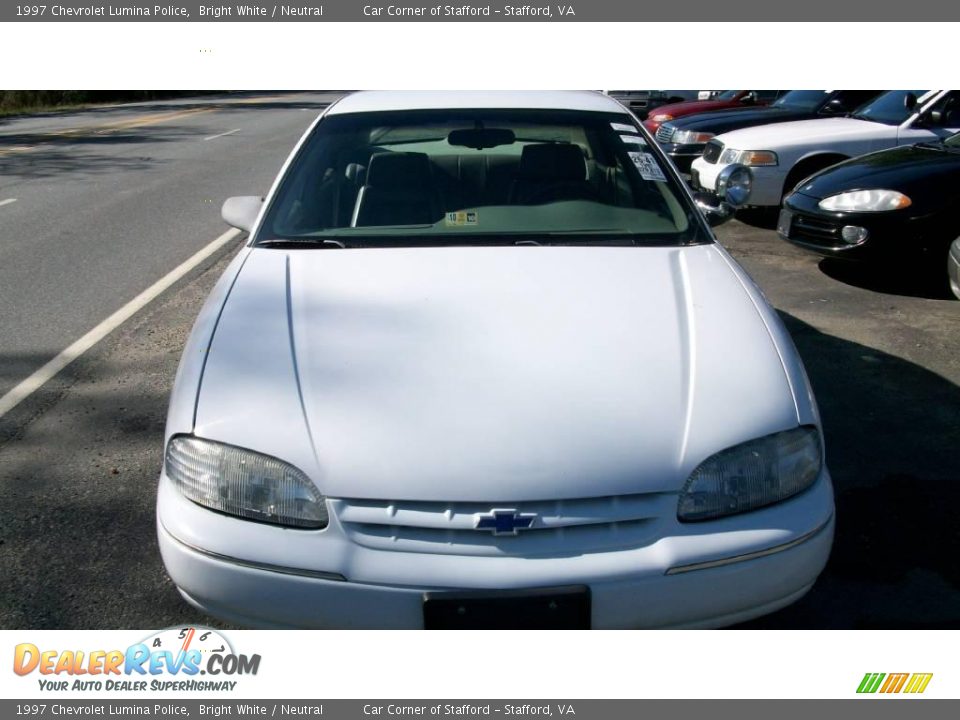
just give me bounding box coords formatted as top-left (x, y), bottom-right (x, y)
top-left (157, 91), bottom-right (834, 629)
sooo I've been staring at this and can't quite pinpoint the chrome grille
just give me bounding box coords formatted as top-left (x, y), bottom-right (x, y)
top-left (702, 140), bottom-right (724, 164)
top-left (332, 494), bottom-right (673, 557)
top-left (655, 124), bottom-right (675, 143)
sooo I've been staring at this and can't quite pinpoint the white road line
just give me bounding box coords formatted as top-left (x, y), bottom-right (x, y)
top-left (204, 128), bottom-right (241, 141)
top-left (0, 198), bottom-right (17, 208)
top-left (0, 227), bottom-right (243, 420)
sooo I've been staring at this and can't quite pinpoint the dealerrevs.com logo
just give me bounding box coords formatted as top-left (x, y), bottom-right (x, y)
top-left (13, 627), bottom-right (261, 692)
top-left (857, 673), bottom-right (933, 694)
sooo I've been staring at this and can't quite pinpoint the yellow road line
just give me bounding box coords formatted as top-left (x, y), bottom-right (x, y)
top-left (0, 106), bottom-right (217, 158)
top-left (0, 93), bottom-right (313, 159)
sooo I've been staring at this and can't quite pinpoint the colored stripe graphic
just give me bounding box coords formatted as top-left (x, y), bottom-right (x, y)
top-left (904, 674), bottom-right (933, 694)
top-left (857, 673), bottom-right (885, 693)
top-left (880, 673), bottom-right (909, 693)
top-left (858, 672), bottom-right (932, 694)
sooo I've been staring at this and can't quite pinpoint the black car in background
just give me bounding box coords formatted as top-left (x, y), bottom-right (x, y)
top-left (779, 133), bottom-right (960, 293)
top-left (655, 90), bottom-right (882, 172)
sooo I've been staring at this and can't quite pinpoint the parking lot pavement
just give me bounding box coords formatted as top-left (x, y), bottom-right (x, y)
top-left (717, 217), bottom-right (960, 628)
top-left (0, 213), bottom-right (957, 628)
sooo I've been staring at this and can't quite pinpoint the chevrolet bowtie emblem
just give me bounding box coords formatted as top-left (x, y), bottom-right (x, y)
top-left (474, 509), bottom-right (537, 536)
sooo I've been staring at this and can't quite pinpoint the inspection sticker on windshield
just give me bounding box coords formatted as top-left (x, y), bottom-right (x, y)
top-left (629, 152), bottom-right (667, 182)
top-left (619, 135), bottom-right (646, 145)
top-left (610, 122), bottom-right (635, 133)
top-left (445, 210), bottom-right (478, 227)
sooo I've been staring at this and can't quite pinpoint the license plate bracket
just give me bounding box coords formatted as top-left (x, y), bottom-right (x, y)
top-left (423, 585), bottom-right (591, 630)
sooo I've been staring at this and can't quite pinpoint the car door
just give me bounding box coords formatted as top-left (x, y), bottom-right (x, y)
top-left (898, 91), bottom-right (960, 144)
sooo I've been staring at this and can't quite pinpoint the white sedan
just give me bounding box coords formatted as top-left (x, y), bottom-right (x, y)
top-left (691, 90), bottom-right (960, 208)
top-left (157, 91), bottom-right (834, 629)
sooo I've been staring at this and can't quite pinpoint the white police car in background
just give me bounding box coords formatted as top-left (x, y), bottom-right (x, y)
top-left (157, 91), bottom-right (834, 629)
top-left (692, 90), bottom-right (960, 208)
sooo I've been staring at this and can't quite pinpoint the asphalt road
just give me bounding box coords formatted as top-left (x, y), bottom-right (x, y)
top-left (0, 92), bottom-right (341, 403)
top-left (0, 98), bottom-right (957, 628)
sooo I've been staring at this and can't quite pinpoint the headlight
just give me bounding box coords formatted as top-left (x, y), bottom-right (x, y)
top-left (677, 427), bottom-right (821, 522)
top-left (672, 130), bottom-right (715, 144)
top-left (165, 436), bottom-right (328, 529)
top-left (651, 113), bottom-right (674, 122)
top-left (716, 164), bottom-right (752, 206)
top-left (818, 189), bottom-right (912, 212)
top-left (718, 148), bottom-right (778, 167)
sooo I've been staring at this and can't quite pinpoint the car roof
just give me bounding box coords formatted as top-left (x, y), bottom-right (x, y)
top-left (326, 91), bottom-right (629, 115)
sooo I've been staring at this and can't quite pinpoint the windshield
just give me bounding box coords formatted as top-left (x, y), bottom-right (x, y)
top-left (772, 90), bottom-right (829, 111)
top-left (256, 109), bottom-right (705, 247)
top-left (850, 90), bottom-right (929, 125)
top-left (715, 90), bottom-right (740, 100)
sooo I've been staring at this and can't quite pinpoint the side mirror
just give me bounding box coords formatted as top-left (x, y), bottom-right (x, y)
top-left (904, 93), bottom-right (918, 112)
top-left (741, 92), bottom-right (757, 104)
top-left (221, 196), bottom-right (263, 233)
top-left (694, 191), bottom-right (735, 227)
top-left (822, 98), bottom-right (846, 114)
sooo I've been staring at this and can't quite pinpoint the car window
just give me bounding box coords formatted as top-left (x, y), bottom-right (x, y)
top-left (832, 90), bottom-right (882, 112)
top-left (850, 90), bottom-right (929, 125)
top-left (715, 90), bottom-right (740, 100)
top-left (772, 91), bottom-right (830, 111)
top-left (754, 90), bottom-right (782, 102)
top-left (921, 91), bottom-right (960, 128)
top-left (257, 109), bottom-right (706, 247)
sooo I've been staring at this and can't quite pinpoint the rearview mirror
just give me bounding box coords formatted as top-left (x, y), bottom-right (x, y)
top-left (222, 196), bottom-right (263, 233)
top-left (447, 128), bottom-right (516, 149)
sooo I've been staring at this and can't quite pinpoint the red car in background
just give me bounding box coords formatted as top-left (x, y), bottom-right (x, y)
top-left (642, 90), bottom-right (786, 132)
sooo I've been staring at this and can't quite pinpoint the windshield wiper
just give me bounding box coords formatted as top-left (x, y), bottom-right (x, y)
top-left (258, 238), bottom-right (349, 249)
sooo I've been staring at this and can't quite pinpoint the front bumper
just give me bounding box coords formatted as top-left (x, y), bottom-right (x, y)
top-left (779, 192), bottom-right (940, 261)
top-left (157, 471), bottom-right (834, 629)
top-left (691, 157), bottom-right (786, 207)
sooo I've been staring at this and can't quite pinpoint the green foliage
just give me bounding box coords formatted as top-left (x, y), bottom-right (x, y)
top-left (0, 91), bottom-right (210, 114)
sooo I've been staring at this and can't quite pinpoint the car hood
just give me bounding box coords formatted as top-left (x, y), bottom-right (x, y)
top-left (193, 245), bottom-right (799, 502)
top-left (671, 107), bottom-right (808, 132)
top-left (653, 99), bottom-right (745, 118)
top-left (794, 144), bottom-right (960, 203)
top-left (716, 116), bottom-right (895, 150)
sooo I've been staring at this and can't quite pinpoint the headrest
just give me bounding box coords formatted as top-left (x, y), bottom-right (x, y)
top-left (344, 163), bottom-right (366, 184)
top-left (365, 152), bottom-right (431, 189)
top-left (518, 143), bottom-right (586, 182)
